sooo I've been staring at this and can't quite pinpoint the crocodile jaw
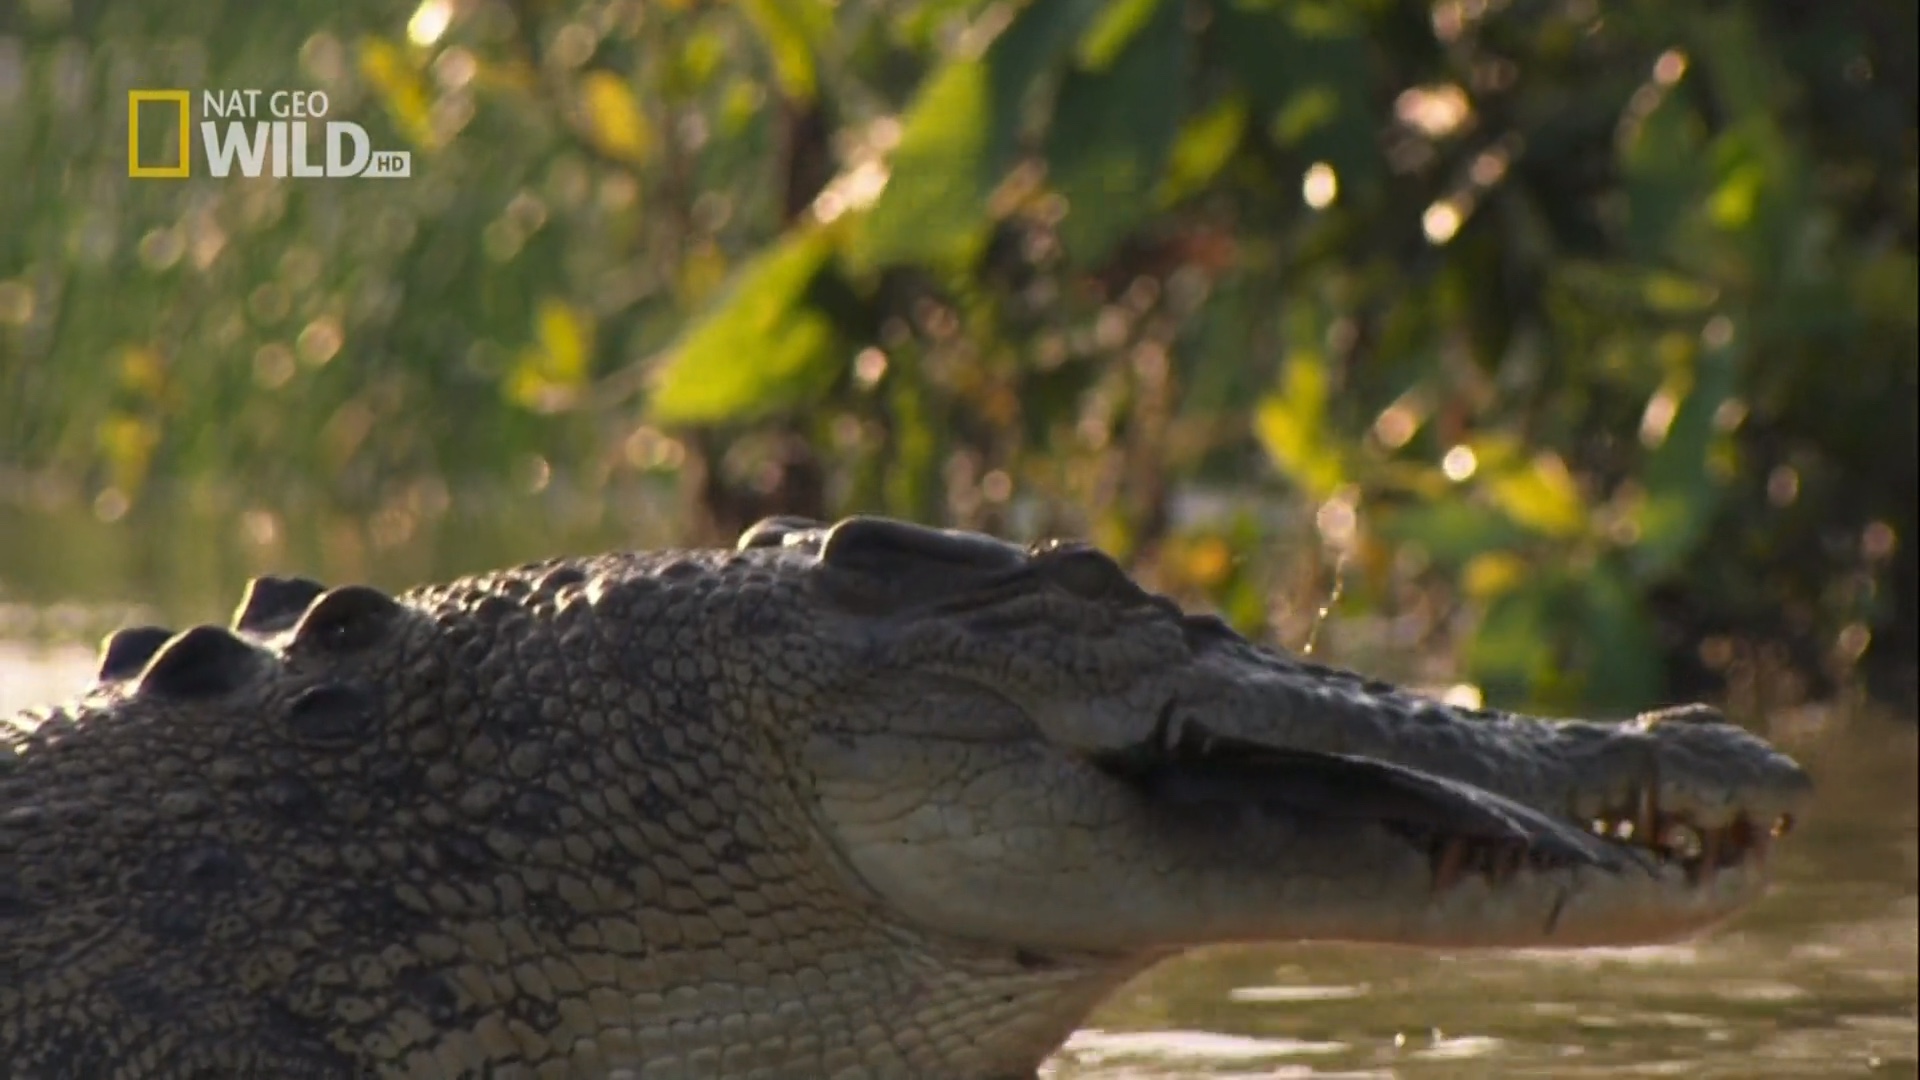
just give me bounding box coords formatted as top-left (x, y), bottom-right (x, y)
top-left (805, 727), bottom-right (1794, 956)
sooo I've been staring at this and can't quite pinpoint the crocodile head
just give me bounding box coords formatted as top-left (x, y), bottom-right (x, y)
top-left (3, 513), bottom-right (1818, 1076)
top-left (748, 515), bottom-right (1814, 956)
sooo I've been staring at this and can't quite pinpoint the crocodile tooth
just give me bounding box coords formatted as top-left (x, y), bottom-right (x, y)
top-left (1636, 786), bottom-right (1659, 841)
top-left (1491, 845), bottom-right (1522, 885)
top-left (1690, 830), bottom-right (1721, 886)
top-left (1665, 821), bottom-right (1703, 861)
top-left (1431, 837), bottom-right (1468, 892)
top-left (1725, 817), bottom-right (1753, 861)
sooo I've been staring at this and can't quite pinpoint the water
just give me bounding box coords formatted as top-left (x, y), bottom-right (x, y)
top-left (2, 648), bottom-right (1912, 1078)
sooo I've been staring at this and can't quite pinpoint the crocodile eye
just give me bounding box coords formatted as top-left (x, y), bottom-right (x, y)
top-left (821, 516), bottom-right (1027, 574)
top-left (736, 515), bottom-right (829, 551)
top-left (1036, 546), bottom-right (1142, 602)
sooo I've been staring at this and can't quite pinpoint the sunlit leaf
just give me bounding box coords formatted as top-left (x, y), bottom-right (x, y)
top-left (1255, 350), bottom-right (1345, 500)
top-left (1162, 532), bottom-right (1237, 590)
top-left (649, 224), bottom-right (844, 423)
top-left (97, 410), bottom-right (161, 494)
top-left (580, 71), bottom-right (653, 165)
top-left (720, 77), bottom-right (766, 136)
top-left (1463, 550), bottom-right (1528, 600)
top-left (1487, 452), bottom-right (1587, 539)
top-left (1074, 0), bottom-right (1160, 68)
top-left (1708, 161), bottom-right (1763, 229)
top-left (737, 0), bottom-right (830, 103)
top-left (1160, 93), bottom-right (1249, 205)
top-left (357, 37), bottom-right (437, 149)
top-left (118, 345), bottom-right (166, 398)
top-left (673, 28), bottom-right (728, 94)
top-left (1642, 271), bottom-right (1720, 313)
top-left (852, 59), bottom-right (995, 272)
top-left (1464, 433), bottom-right (1524, 474)
top-left (506, 299), bottom-right (594, 411)
top-left (1269, 86), bottom-right (1338, 145)
top-left (535, 301), bottom-right (589, 384)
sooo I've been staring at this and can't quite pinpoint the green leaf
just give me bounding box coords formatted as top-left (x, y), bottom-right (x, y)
top-left (580, 71), bottom-right (654, 166)
top-left (648, 225), bottom-right (844, 423)
top-left (1634, 327), bottom-right (1738, 575)
top-left (357, 37), bottom-right (437, 150)
top-left (1571, 565), bottom-right (1664, 712)
top-left (986, 0), bottom-right (1106, 167)
top-left (1210, 0), bottom-right (1376, 186)
top-left (1617, 84), bottom-right (1708, 261)
top-left (507, 299), bottom-right (595, 411)
top-left (1487, 452), bottom-right (1588, 539)
top-left (1044, 0), bottom-right (1187, 265)
top-left (1074, 0), bottom-right (1162, 69)
top-left (1378, 501), bottom-right (1529, 566)
top-left (1254, 349), bottom-right (1345, 500)
top-left (1467, 588), bottom-right (1555, 707)
top-left (1462, 550), bottom-right (1529, 601)
top-left (1642, 271), bottom-right (1721, 314)
top-left (854, 0), bottom-right (1112, 274)
top-left (737, 0), bottom-right (831, 104)
top-left (1159, 92), bottom-right (1249, 205)
top-left (1708, 160), bottom-right (1765, 230)
top-left (853, 58), bottom-right (996, 272)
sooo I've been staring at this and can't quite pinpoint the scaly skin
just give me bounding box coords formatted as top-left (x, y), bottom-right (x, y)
top-left (0, 516), bottom-right (1812, 1078)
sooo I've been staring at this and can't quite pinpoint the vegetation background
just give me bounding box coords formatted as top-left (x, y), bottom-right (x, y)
top-left (1, 0), bottom-right (1913, 717)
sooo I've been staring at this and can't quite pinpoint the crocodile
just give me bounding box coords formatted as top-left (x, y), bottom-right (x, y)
top-left (0, 514), bottom-right (1812, 1079)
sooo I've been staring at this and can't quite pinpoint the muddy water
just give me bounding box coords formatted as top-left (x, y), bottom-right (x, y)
top-left (2, 647), bottom-right (1912, 1078)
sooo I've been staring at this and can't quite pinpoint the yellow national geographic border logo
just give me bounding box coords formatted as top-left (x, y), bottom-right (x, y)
top-left (126, 88), bottom-right (411, 180)
top-left (128, 90), bottom-right (191, 178)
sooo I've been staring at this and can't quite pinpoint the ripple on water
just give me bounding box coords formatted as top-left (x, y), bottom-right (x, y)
top-left (1229, 983), bottom-right (1369, 1003)
top-left (1059, 1028), bottom-right (1348, 1062)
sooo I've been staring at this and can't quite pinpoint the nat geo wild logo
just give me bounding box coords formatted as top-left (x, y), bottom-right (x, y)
top-left (127, 89), bottom-right (411, 180)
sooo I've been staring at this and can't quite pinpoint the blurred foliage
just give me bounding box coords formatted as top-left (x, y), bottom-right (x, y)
top-left (0, 0), bottom-right (1913, 712)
